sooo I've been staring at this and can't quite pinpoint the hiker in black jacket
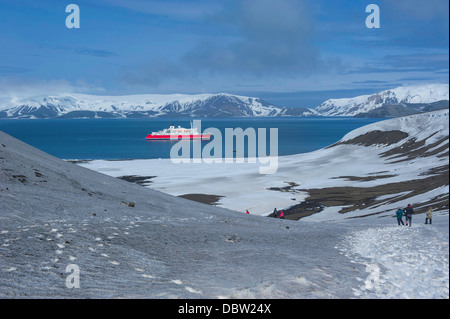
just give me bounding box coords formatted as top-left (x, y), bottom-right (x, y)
top-left (404, 204), bottom-right (414, 227)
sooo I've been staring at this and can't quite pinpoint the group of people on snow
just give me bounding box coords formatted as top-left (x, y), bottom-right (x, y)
top-left (248, 204), bottom-right (435, 225)
top-left (395, 204), bottom-right (433, 226)
top-left (272, 208), bottom-right (285, 219)
top-left (245, 208), bottom-right (286, 219)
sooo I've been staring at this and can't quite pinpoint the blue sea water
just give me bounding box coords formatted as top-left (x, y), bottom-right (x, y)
top-left (0, 117), bottom-right (383, 160)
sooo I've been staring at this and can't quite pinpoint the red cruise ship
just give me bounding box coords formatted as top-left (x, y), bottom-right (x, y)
top-left (145, 124), bottom-right (212, 140)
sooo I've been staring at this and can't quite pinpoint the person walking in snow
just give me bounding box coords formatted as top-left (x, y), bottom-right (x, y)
top-left (396, 208), bottom-right (405, 226)
top-left (246, 210), bottom-right (250, 214)
top-left (404, 204), bottom-right (414, 227)
top-left (279, 210), bottom-right (285, 219)
top-left (425, 207), bottom-right (433, 224)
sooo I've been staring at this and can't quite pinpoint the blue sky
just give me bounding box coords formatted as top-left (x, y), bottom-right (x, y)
top-left (0, 0), bottom-right (448, 107)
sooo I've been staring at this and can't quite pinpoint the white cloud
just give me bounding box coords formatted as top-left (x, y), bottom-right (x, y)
top-left (0, 78), bottom-right (105, 98)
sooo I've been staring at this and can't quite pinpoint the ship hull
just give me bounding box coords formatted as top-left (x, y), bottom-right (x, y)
top-left (145, 134), bottom-right (212, 140)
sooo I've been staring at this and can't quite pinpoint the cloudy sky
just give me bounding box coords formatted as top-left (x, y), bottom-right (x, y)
top-left (0, 0), bottom-right (448, 107)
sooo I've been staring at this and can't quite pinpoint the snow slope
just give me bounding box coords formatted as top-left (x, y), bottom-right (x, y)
top-left (315, 84), bottom-right (449, 116)
top-left (340, 106), bottom-right (448, 144)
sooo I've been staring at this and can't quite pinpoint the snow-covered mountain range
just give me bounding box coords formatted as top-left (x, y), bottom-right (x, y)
top-left (0, 93), bottom-right (315, 119)
top-left (0, 84), bottom-right (447, 119)
top-left (315, 84), bottom-right (449, 117)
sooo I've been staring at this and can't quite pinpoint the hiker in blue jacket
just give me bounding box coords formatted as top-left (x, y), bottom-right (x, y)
top-left (396, 208), bottom-right (405, 225)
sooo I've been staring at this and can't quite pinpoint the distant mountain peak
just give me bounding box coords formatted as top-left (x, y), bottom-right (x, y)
top-left (315, 84), bottom-right (449, 117)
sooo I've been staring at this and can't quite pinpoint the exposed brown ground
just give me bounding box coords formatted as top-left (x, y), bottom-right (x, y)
top-left (329, 130), bottom-right (409, 148)
top-left (178, 193), bottom-right (224, 206)
top-left (293, 167), bottom-right (448, 216)
top-left (117, 175), bottom-right (155, 186)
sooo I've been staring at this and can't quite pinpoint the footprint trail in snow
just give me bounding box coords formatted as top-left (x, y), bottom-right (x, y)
top-left (340, 223), bottom-right (449, 299)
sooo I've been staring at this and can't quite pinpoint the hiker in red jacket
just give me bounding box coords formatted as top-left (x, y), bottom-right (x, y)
top-left (279, 211), bottom-right (285, 219)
